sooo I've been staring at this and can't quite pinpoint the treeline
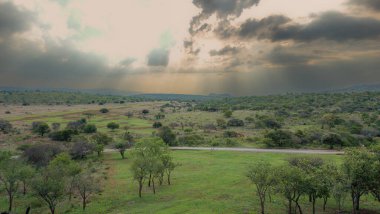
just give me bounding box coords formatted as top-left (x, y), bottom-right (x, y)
top-left (247, 147), bottom-right (380, 214)
top-left (0, 91), bottom-right (150, 105)
top-left (195, 92), bottom-right (380, 113)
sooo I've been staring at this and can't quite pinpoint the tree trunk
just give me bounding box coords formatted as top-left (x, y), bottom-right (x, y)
top-left (26, 206), bottom-right (31, 214)
top-left (138, 180), bottom-right (143, 198)
top-left (167, 172), bottom-right (171, 185)
top-left (50, 206), bottom-right (55, 214)
top-left (82, 197), bottom-right (86, 210)
top-left (152, 179), bottom-right (156, 194)
top-left (323, 196), bottom-right (328, 211)
top-left (148, 174), bottom-right (152, 187)
top-left (259, 194), bottom-right (265, 214)
top-left (295, 195), bottom-right (303, 214)
top-left (288, 199), bottom-right (292, 214)
top-left (312, 195), bottom-right (316, 214)
top-left (120, 151), bottom-right (125, 159)
top-left (355, 194), bottom-right (360, 211)
top-left (351, 191), bottom-right (357, 214)
top-left (8, 193), bottom-right (13, 212)
top-left (23, 181), bottom-right (27, 195)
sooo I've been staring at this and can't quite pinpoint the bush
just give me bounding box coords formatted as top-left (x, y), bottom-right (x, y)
top-left (178, 134), bottom-right (205, 146)
top-left (107, 122), bottom-right (120, 131)
top-left (23, 144), bottom-right (62, 167)
top-left (142, 109), bottom-right (149, 114)
top-left (158, 126), bottom-right (177, 146)
top-left (264, 130), bottom-right (298, 147)
top-left (49, 129), bottom-right (75, 141)
top-left (153, 121), bottom-right (163, 128)
top-left (70, 141), bottom-right (94, 159)
top-left (223, 131), bottom-right (241, 138)
top-left (66, 119), bottom-right (86, 132)
top-left (100, 108), bottom-right (109, 113)
top-left (321, 133), bottom-right (344, 149)
top-left (83, 124), bottom-right (97, 133)
top-left (227, 119), bottom-right (245, 127)
top-left (0, 119), bottom-right (12, 134)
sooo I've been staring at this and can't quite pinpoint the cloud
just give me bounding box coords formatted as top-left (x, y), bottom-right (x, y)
top-left (348, 0), bottom-right (380, 12)
top-left (209, 46), bottom-right (240, 56)
top-left (147, 48), bottom-right (170, 67)
top-left (0, 2), bottom-right (34, 38)
top-left (238, 15), bottom-right (291, 39)
top-left (189, 0), bottom-right (260, 35)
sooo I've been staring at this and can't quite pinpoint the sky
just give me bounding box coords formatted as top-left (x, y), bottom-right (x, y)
top-left (0, 0), bottom-right (380, 95)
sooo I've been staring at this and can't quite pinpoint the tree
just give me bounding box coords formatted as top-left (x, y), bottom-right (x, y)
top-left (216, 118), bottom-right (227, 129)
top-left (107, 122), bottom-right (119, 131)
top-left (18, 164), bottom-right (35, 195)
top-left (158, 126), bottom-right (177, 146)
top-left (49, 153), bottom-right (81, 201)
top-left (0, 160), bottom-right (23, 212)
top-left (91, 133), bottom-right (112, 156)
top-left (130, 138), bottom-right (168, 197)
top-left (49, 129), bottom-right (75, 141)
top-left (161, 153), bottom-right (177, 185)
top-left (51, 123), bottom-right (61, 131)
top-left (114, 142), bottom-right (132, 159)
top-left (321, 133), bottom-right (343, 149)
top-left (0, 119), bottom-right (12, 134)
top-left (31, 165), bottom-right (67, 214)
top-left (74, 171), bottom-right (100, 210)
top-left (275, 165), bottom-right (307, 214)
top-left (246, 161), bottom-right (275, 214)
top-left (343, 148), bottom-right (380, 213)
top-left (32, 121), bottom-right (50, 136)
top-left (142, 109), bottom-right (149, 115)
top-left (83, 124), bottom-right (97, 133)
top-left (264, 130), bottom-right (296, 148)
top-left (123, 131), bottom-right (134, 143)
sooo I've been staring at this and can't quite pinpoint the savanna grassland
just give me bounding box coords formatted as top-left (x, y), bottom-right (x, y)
top-left (1, 91), bottom-right (380, 214)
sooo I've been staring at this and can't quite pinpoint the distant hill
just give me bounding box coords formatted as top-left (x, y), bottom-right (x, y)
top-left (332, 84), bottom-right (380, 93)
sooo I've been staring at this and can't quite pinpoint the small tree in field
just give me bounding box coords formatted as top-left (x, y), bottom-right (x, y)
top-left (107, 122), bottom-right (119, 131)
top-left (247, 161), bottom-right (276, 214)
top-left (31, 164), bottom-right (67, 214)
top-left (32, 121), bottom-right (51, 136)
top-left (114, 142), bottom-right (132, 159)
top-left (74, 171), bottom-right (100, 211)
top-left (0, 160), bottom-right (24, 212)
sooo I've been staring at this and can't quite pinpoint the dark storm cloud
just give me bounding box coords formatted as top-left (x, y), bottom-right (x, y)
top-left (147, 48), bottom-right (170, 67)
top-left (348, 0), bottom-right (380, 12)
top-left (209, 46), bottom-right (240, 56)
top-left (215, 12), bottom-right (380, 43)
top-left (238, 15), bottom-right (291, 39)
top-left (189, 0), bottom-right (260, 35)
top-left (0, 1), bottom-right (129, 89)
top-left (0, 2), bottom-right (34, 38)
top-left (266, 46), bottom-right (315, 66)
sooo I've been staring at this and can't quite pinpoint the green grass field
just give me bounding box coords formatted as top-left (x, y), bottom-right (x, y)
top-left (48, 151), bottom-right (377, 214)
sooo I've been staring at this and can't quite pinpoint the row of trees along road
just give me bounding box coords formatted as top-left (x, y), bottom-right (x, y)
top-left (247, 147), bottom-right (380, 214)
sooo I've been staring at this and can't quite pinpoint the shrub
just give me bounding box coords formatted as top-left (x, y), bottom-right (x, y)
top-left (153, 121), bottom-right (163, 128)
top-left (99, 108), bottom-right (109, 113)
top-left (264, 130), bottom-right (297, 147)
top-left (23, 144), bottom-right (62, 167)
top-left (83, 124), bottom-right (97, 133)
top-left (107, 122), bottom-right (120, 131)
top-left (49, 129), bottom-right (75, 141)
top-left (70, 141), bottom-right (94, 159)
top-left (142, 109), bottom-right (149, 114)
top-left (227, 119), bottom-right (244, 127)
top-left (223, 131), bottom-right (241, 138)
top-left (0, 119), bottom-right (12, 134)
top-left (177, 134), bottom-right (205, 146)
top-left (158, 126), bottom-right (177, 146)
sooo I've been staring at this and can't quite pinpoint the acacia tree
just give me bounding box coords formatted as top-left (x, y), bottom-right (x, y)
top-left (74, 171), bottom-right (100, 210)
top-left (246, 161), bottom-right (276, 214)
top-left (31, 164), bottom-right (67, 214)
top-left (161, 153), bottom-right (177, 185)
top-left (130, 138), bottom-right (168, 197)
top-left (0, 160), bottom-right (23, 212)
top-left (343, 148), bottom-right (380, 213)
top-left (114, 142), bottom-right (132, 159)
top-left (18, 164), bottom-right (35, 195)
